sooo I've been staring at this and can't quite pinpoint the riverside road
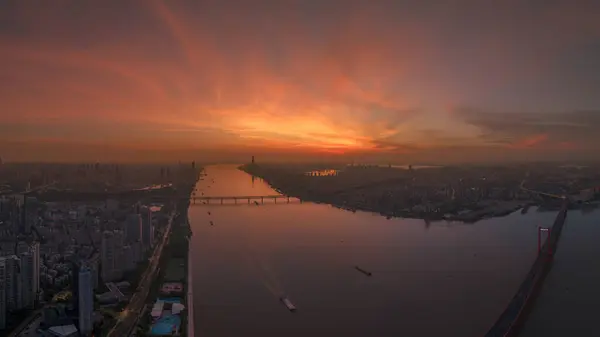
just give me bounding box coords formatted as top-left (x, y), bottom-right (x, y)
top-left (107, 212), bottom-right (174, 337)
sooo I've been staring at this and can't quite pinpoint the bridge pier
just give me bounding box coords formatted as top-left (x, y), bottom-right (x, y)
top-left (220, 198), bottom-right (223, 204)
top-left (248, 198), bottom-right (250, 204)
top-left (287, 196), bottom-right (290, 203)
top-left (234, 198), bottom-right (237, 204)
top-left (261, 197), bottom-right (264, 204)
top-left (538, 227), bottom-right (551, 255)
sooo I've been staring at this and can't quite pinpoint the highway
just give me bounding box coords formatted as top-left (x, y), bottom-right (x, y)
top-left (519, 179), bottom-right (566, 200)
top-left (6, 311), bottom-right (41, 337)
top-left (0, 181), bottom-right (58, 197)
top-left (107, 211), bottom-right (175, 337)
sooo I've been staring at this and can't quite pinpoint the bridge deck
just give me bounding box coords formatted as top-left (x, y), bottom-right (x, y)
top-left (484, 199), bottom-right (569, 337)
top-left (191, 195), bottom-right (285, 200)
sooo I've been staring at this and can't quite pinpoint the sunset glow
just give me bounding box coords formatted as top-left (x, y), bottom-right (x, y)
top-left (1, 0), bottom-right (599, 163)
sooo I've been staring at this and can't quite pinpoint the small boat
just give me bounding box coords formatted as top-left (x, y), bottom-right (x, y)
top-left (355, 266), bottom-right (372, 276)
top-left (209, 221), bottom-right (214, 226)
top-left (207, 211), bottom-right (211, 215)
top-left (280, 297), bottom-right (296, 312)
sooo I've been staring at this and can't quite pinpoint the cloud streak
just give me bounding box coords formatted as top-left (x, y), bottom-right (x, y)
top-left (454, 107), bottom-right (600, 153)
top-left (0, 0), bottom-right (598, 162)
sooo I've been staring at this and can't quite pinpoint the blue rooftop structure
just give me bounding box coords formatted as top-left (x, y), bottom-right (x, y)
top-left (158, 297), bottom-right (181, 304)
top-left (150, 313), bottom-right (181, 336)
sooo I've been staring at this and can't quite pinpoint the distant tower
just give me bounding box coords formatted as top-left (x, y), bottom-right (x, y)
top-left (251, 156), bottom-right (255, 164)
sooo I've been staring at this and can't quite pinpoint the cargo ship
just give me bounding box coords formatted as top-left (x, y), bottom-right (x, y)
top-left (280, 297), bottom-right (296, 312)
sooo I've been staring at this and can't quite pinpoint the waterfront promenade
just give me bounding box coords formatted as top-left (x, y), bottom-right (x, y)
top-left (187, 236), bottom-right (194, 337)
top-left (484, 198), bottom-right (569, 337)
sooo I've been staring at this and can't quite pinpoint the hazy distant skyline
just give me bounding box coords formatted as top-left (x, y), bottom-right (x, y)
top-left (1, 0), bottom-right (599, 163)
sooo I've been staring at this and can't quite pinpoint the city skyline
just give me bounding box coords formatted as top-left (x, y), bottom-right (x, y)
top-left (1, 0), bottom-right (599, 163)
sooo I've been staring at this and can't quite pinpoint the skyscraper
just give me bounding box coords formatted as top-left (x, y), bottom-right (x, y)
top-left (1, 256), bottom-right (22, 311)
top-left (122, 245), bottom-right (135, 272)
top-left (101, 230), bottom-right (124, 282)
top-left (29, 242), bottom-right (40, 302)
top-left (140, 206), bottom-right (153, 248)
top-left (101, 231), bottom-right (116, 282)
top-left (126, 214), bottom-right (142, 243)
top-left (19, 251), bottom-right (34, 309)
top-left (70, 260), bottom-right (80, 314)
top-left (0, 258), bottom-right (6, 330)
top-left (78, 266), bottom-right (93, 336)
top-left (88, 254), bottom-right (99, 290)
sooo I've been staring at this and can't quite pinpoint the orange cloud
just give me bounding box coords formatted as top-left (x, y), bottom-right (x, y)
top-left (1, 1), bottom-right (598, 162)
top-left (555, 141), bottom-right (579, 150)
top-left (509, 134), bottom-right (549, 149)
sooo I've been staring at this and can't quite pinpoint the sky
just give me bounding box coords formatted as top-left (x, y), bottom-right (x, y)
top-left (1, 0), bottom-right (599, 164)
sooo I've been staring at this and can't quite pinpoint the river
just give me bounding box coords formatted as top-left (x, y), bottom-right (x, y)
top-left (187, 165), bottom-right (600, 337)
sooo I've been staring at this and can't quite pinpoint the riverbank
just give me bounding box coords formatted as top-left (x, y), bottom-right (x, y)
top-left (186, 235), bottom-right (194, 337)
top-left (162, 169), bottom-right (198, 337)
top-left (132, 168), bottom-right (199, 337)
top-left (239, 164), bottom-right (536, 223)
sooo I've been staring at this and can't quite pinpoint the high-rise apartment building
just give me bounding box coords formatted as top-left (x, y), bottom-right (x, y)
top-left (0, 257), bottom-right (6, 330)
top-left (126, 213), bottom-right (142, 243)
top-left (29, 242), bottom-right (40, 301)
top-left (88, 254), bottom-right (100, 290)
top-left (101, 230), bottom-right (125, 282)
top-left (140, 206), bottom-right (153, 248)
top-left (19, 251), bottom-right (35, 309)
top-left (131, 240), bottom-right (142, 264)
top-left (2, 256), bottom-right (22, 311)
top-left (101, 231), bottom-right (115, 282)
top-left (16, 242), bottom-right (40, 310)
top-left (78, 266), bottom-right (93, 335)
top-left (122, 245), bottom-right (135, 272)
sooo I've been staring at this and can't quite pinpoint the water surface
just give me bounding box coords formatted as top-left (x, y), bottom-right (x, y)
top-left (520, 206), bottom-right (600, 337)
top-left (188, 165), bottom-right (572, 337)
